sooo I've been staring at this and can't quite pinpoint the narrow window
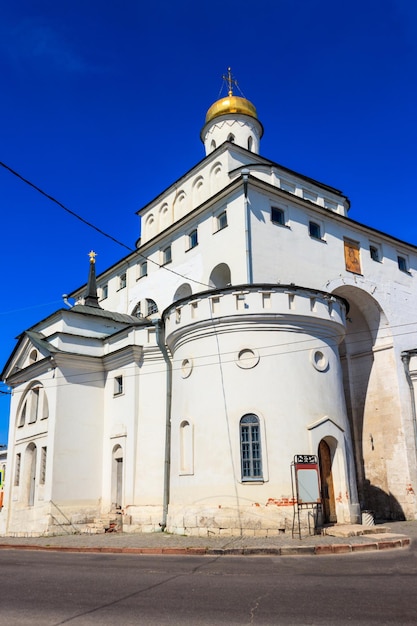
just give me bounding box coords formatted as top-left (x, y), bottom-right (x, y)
top-left (119, 273), bottom-right (127, 290)
top-left (114, 376), bottom-right (123, 396)
top-left (271, 207), bottom-right (285, 226)
top-left (370, 245), bottom-right (379, 262)
top-left (309, 221), bottom-right (321, 239)
top-left (101, 284), bottom-right (108, 299)
top-left (180, 420), bottom-right (193, 474)
top-left (132, 302), bottom-right (141, 318)
top-left (14, 453), bottom-right (21, 486)
top-left (248, 136), bottom-right (253, 151)
top-left (398, 255), bottom-right (408, 273)
top-left (18, 401), bottom-right (27, 428)
top-left (146, 299), bottom-right (158, 316)
top-left (163, 245), bottom-right (172, 265)
top-left (139, 261), bottom-right (147, 278)
top-left (227, 133), bottom-right (235, 143)
top-left (216, 210), bottom-right (228, 231)
top-left (40, 447), bottom-right (47, 484)
top-left (28, 388), bottom-right (39, 424)
top-left (188, 229), bottom-right (198, 250)
top-left (240, 414), bottom-right (263, 481)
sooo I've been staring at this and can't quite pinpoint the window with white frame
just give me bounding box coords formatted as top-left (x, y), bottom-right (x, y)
top-left (215, 210), bottom-right (228, 232)
top-left (188, 229), bottom-right (198, 250)
top-left (240, 414), bottom-right (263, 481)
top-left (139, 261), bottom-right (147, 278)
top-left (114, 375), bottom-right (123, 396)
top-left (163, 245), bottom-right (172, 265)
top-left (101, 284), bottom-right (108, 299)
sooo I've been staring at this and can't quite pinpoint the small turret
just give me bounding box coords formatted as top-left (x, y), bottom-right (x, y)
top-left (201, 68), bottom-right (263, 155)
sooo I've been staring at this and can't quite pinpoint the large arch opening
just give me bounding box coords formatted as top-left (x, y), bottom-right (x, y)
top-left (333, 285), bottom-right (404, 519)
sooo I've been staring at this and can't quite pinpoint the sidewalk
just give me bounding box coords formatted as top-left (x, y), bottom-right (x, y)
top-left (0, 520), bottom-right (414, 556)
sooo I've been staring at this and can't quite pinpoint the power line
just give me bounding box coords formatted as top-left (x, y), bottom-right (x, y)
top-left (0, 160), bottom-right (212, 290)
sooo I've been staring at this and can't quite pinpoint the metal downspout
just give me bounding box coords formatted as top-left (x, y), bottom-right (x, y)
top-left (242, 169), bottom-right (253, 284)
top-left (153, 319), bottom-right (172, 531)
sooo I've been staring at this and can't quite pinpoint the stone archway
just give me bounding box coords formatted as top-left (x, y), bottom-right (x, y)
top-left (333, 285), bottom-right (404, 519)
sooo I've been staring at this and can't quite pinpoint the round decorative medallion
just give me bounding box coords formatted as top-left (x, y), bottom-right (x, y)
top-left (310, 349), bottom-right (328, 372)
top-left (236, 348), bottom-right (260, 369)
top-left (181, 358), bottom-right (193, 378)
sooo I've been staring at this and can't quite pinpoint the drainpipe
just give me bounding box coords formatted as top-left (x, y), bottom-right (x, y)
top-left (401, 351), bottom-right (417, 462)
top-left (153, 319), bottom-right (172, 531)
top-left (242, 169), bottom-right (253, 284)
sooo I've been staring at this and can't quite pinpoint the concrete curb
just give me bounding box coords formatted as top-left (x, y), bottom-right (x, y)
top-left (0, 536), bottom-right (410, 556)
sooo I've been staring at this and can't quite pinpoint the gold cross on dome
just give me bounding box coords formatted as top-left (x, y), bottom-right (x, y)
top-left (88, 250), bottom-right (97, 263)
top-left (222, 67), bottom-right (238, 97)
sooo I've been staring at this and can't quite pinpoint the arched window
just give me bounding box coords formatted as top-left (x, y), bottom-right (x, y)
top-left (180, 420), bottom-right (193, 474)
top-left (173, 283), bottom-right (192, 302)
top-left (248, 136), bottom-right (253, 151)
top-left (240, 414), bottom-right (262, 481)
top-left (209, 263), bottom-right (231, 289)
top-left (111, 445), bottom-right (123, 510)
top-left (227, 133), bottom-right (235, 143)
top-left (17, 384), bottom-right (48, 428)
top-left (132, 302), bottom-right (142, 318)
top-left (146, 299), bottom-right (158, 316)
top-left (210, 139), bottom-right (216, 151)
top-left (24, 443), bottom-right (37, 506)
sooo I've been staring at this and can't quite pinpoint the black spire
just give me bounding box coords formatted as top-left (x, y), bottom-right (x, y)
top-left (84, 251), bottom-right (101, 308)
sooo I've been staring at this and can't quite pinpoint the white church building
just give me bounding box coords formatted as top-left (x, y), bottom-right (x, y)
top-left (2, 72), bottom-right (417, 537)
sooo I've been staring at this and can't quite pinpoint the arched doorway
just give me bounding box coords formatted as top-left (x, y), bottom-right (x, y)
top-left (111, 445), bottom-right (123, 511)
top-left (318, 439), bottom-right (337, 523)
top-left (25, 443), bottom-right (37, 506)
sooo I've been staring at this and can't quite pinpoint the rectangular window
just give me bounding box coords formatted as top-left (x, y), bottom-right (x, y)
top-left (271, 206), bottom-right (285, 226)
top-left (188, 229), bottom-right (198, 250)
top-left (114, 375), bottom-right (123, 396)
top-left (101, 284), bottom-right (108, 299)
top-left (369, 245), bottom-right (380, 262)
top-left (398, 255), bottom-right (409, 273)
top-left (216, 210), bottom-right (228, 231)
top-left (309, 221), bottom-right (321, 240)
top-left (40, 447), bottom-right (47, 484)
top-left (14, 453), bottom-right (21, 486)
top-left (139, 261), bottom-right (147, 278)
top-left (163, 245), bottom-right (172, 265)
top-left (119, 273), bottom-right (127, 290)
top-left (240, 415), bottom-right (263, 481)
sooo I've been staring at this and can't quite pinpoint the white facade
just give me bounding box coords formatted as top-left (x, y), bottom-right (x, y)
top-left (2, 87), bottom-right (417, 537)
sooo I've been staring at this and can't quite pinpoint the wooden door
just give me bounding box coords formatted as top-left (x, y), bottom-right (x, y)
top-left (319, 440), bottom-right (337, 523)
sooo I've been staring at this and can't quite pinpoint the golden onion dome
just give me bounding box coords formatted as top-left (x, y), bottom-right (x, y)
top-left (205, 95), bottom-right (258, 125)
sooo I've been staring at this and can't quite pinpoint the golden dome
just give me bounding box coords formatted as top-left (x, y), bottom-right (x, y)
top-left (205, 95), bottom-right (258, 125)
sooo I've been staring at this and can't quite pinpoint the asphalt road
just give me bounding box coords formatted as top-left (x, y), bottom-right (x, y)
top-left (1, 545), bottom-right (416, 625)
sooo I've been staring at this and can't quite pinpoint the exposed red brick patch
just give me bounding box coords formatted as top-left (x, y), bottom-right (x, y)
top-left (351, 543), bottom-right (377, 552)
top-left (332, 544), bottom-right (351, 554)
top-left (378, 540), bottom-right (402, 550)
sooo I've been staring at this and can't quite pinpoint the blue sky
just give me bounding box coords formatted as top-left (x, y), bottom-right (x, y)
top-left (1, 0), bottom-right (416, 443)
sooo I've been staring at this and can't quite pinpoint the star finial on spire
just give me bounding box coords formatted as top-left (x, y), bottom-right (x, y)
top-left (88, 250), bottom-right (97, 264)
